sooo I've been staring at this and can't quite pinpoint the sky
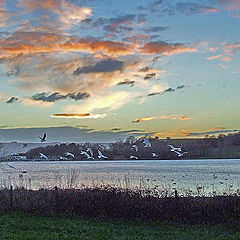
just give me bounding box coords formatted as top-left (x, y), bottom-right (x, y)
top-left (0, 0), bottom-right (240, 143)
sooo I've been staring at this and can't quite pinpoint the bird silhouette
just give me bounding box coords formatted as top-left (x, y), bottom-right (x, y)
top-left (21, 143), bottom-right (27, 148)
top-left (98, 150), bottom-right (108, 159)
top-left (81, 151), bottom-right (94, 159)
top-left (39, 133), bottom-right (47, 142)
top-left (86, 148), bottom-right (94, 157)
top-left (152, 152), bottom-right (158, 157)
top-left (39, 152), bottom-right (48, 160)
top-left (168, 144), bottom-right (182, 152)
top-left (143, 139), bottom-right (151, 148)
top-left (172, 150), bottom-right (188, 157)
top-left (64, 152), bottom-right (75, 158)
top-left (131, 145), bottom-right (138, 151)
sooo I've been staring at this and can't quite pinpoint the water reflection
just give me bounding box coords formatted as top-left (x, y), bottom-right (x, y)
top-left (0, 159), bottom-right (239, 196)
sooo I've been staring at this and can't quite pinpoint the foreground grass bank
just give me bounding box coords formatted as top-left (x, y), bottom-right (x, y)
top-left (0, 213), bottom-right (240, 240)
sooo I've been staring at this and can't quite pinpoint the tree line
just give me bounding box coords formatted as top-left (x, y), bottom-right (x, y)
top-left (24, 132), bottom-right (240, 160)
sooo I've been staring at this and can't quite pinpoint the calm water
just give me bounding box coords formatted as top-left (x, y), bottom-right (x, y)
top-left (0, 159), bottom-right (240, 195)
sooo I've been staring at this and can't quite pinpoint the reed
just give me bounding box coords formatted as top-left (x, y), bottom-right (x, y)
top-left (0, 184), bottom-right (239, 224)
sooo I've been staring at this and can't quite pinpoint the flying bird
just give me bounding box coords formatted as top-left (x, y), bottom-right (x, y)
top-left (86, 148), bottom-right (94, 157)
top-left (39, 133), bottom-right (47, 142)
top-left (168, 144), bottom-right (182, 152)
top-left (98, 150), bottom-right (108, 159)
top-left (0, 163), bottom-right (27, 174)
top-left (143, 139), bottom-right (151, 148)
top-left (80, 151), bottom-right (94, 159)
top-left (39, 152), bottom-right (48, 160)
top-left (64, 152), bottom-right (75, 158)
top-left (152, 152), bottom-right (158, 157)
top-left (172, 150), bottom-right (188, 157)
top-left (5, 163), bottom-right (17, 170)
top-left (131, 145), bottom-right (138, 152)
top-left (21, 143), bottom-right (27, 148)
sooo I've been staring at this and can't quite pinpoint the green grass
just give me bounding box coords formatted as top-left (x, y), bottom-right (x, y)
top-left (0, 213), bottom-right (239, 240)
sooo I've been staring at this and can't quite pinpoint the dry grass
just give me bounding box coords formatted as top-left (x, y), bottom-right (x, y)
top-left (0, 185), bottom-right (239, 224)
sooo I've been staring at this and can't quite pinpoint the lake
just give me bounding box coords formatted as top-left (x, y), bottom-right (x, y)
top-left (0, 159), bottom-right (239, 195)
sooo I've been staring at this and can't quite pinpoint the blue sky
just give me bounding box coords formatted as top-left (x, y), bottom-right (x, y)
top-left (0, 0), bottom-right (240, 142)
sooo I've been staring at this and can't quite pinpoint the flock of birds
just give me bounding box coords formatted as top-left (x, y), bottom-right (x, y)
top-left (129, 139), bottom-right (188, 160)
top-left (37, 133), bottom-right (108, 160)
top-left (21, 133), bottom-right (188, 161)
top-left (36, 134), bottom-right (188, 161)
top-left (19, 133), bottom-right (110, 161)
top-left (1, 132), bottom-right (189, 173)
top-left (39, 148), bottom-right (108, 161)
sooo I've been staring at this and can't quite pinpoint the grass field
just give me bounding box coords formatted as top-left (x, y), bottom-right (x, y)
top-left (0, 213), bottom-right (239, 240)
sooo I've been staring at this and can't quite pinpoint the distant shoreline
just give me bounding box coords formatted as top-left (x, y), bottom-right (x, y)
top-left (1, 157), bottom-right (240, 163)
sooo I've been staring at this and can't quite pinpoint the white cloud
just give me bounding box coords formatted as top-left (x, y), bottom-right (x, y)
top-left (65, 91), bottom-right (131, 113)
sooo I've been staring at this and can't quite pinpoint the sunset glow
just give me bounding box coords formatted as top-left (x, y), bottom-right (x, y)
top-left (0, 0), bottom-right (239, 142)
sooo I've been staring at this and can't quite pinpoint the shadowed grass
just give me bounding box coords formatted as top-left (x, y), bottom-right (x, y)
top-left (0, 212), bottom-right (239, 240)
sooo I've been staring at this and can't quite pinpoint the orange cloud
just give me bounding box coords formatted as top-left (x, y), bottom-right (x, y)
top-left (209, 127), bottom-right (225, 131)
top-left (153, 129), bottom-right (192, 138)
top-left (18, 0), bottom-right (58, 10)
top-left (0, 32), bottom-right (62, 56)
top-left (0, 33), bottom-right (134, 58)
top-left (159, 115), bottom-right (171, 119)
top-left (216, 0), bottom-right (240, 11)
top-left (222, 56), bottom-right (232, 61)
top-left (160, 115), bottom-right (191, 120)
top-left (140, 41), bottom-right (197, 55)
top-left (178, 116), bottom-right (191, 120)
top-left (51, 113), bottom-right (106, 119)
top-left (203, 8), bottom-right (219, 13)
top-left (60, 39), bottom-right (135, 57)
top-left (159, 115), bottom-right (180, 120)
top-left (225, 43), bottom-right (240, 49)
top-left (0, 32), bottom-right (199, 59)
top-left (132, 117), bottom-right (156, 123)
top-left (224, 42), bottom-right (240, 55)
top-left (206, 54), bottom-right (222, 60)
top-left (209, 47), bottom-right (218, 52)
top-left (133, 115), bottom-right (191, 123)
